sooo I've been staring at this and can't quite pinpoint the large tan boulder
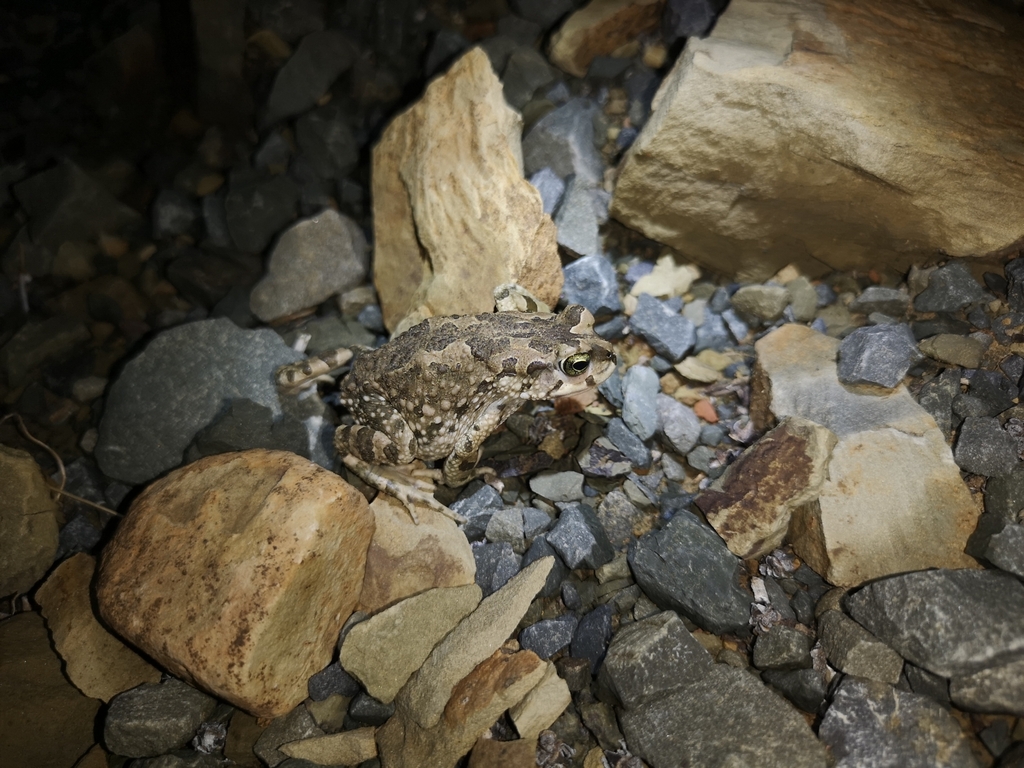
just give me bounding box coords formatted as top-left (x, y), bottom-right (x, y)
top-left (612, 0), bottom-right (1024, 281)
top-left (96, 450), bottom-right (374, 717)
top-left (372, 47), bottom-right (562, 332)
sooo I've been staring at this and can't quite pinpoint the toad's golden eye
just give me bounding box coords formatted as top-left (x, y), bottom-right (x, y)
top-left (561, 352), bottom-right (591, 376)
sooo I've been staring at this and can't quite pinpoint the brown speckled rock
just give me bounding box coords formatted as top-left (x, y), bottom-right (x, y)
top-left (96, 449), bottom-right (374, 717)
top-left (549, 0), bottom-right (664, 78)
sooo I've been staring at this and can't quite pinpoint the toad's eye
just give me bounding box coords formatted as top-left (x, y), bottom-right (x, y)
top-left (561, 353), bottom-right (591, 376)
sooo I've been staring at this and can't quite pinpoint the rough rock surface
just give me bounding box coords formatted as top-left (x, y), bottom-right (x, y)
top-left (752, 324), bottom-right (979, 586)
top-left (0, 446), bottom-right (59, 598)
top-left (372, 47), bottom-right (562, 331)
top-left (612, 0), bottom-right (1024, 280)
top-left (96, 449), bottom-right (374, 718)
top-left (548, 0), bottom-right (664, 78)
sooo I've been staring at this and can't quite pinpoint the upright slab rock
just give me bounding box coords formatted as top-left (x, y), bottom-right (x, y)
top-left (612, 0), bottom-right (1024, 280)
top-left (96, 450), bottom-right (374, 717)
top-left (372, 47), bottom-right (562, 331)
top-left (0, 446), bottom-right (59, 598)
top-left (751, 324), bottom-right (979, 586)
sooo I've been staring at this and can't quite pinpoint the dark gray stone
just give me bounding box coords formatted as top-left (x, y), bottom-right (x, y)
top-left (628, 511), bottom-right (751, 635)
top-left (295, 104), bottom-right (358, 179)
top-left (693, 311), bottom-right (732, 352)
top-left (308, 661), bottom-right (360, 701)
top-left (452, 483), bottom-right (505, 541)
top-left (912, 316), bottom-right (974, 340)
top-left (547, 503), bottom-right (615, 570)
top-left (424, 28), bottom-right (469, 77)
top-left (497, 14), bottom-right (542, 45)
top-left (950, 657), bottom-right (1024, 716)
top-left (348, 692), bottom-right (395, 726)
top-left (761, 668), bottom-right (827, 714)
top-left (571, 604), bottom-right (614, 674)
top-left (522, 507), bottom-right (552, 540)
top-left (263, 30), bottom-right (356, 126)
top-left (598, 367), bottom-right (624, 409)
top-left (224, 175), bottom-right (299, 253)
top-left (837, 324), bottom-right (921, 389)
top-left (605, 417), bottom-right (652, 469)
top-left (630, 293), bottom-right (696, 363)
top-left (523, 535), bottom-right (569, 598)
top-left (152, 189), bottom-right (201, 239)
top-left (663, 0), bottom-right (729, 40)
top-left (1005, 256), bottom-right (1024, 313)
top-left (96, 319), bottom-right (302, 484)
top-left (918, 368), bottom-right (962, 437)
top-left (819, 677), bottom-right (979, 768)
top-left (165, 248), bottom-right (261, 310)
top-left (968, 370), bottom-right (1017, 415)
top-left (904, 663), bottom-right (950, 704)
top-left (522, 98), bottom-right (604, 185)
top-left (561, 582), bottom-right (582, 611)
top-left (954, 417), bottom-right (1020, 477)
top-left (753, 625), bottom-right (813, 671)
top-left (502, 47), bottom-right (555, 110)
top-left (561, 253), bottom-right (621, 317)
top-left (849, 286), bottom-right (910, 316)
top-left (1, 316), bottom-right (91, 388)
top-left (621, 365), bottom-right (661, 441)
top-left (985, 523), bottom-right (1024, 579)
top-left (485, 506), bottom-right (526, 552)
top-left (520, 614), bottom-right (579, 659)
top-left (509, 0), bottom-right (574, 30)
top-left (474, 542), bottom-right (522, 596)
top-left (104, 679), bottom-right (217, 759)
top-left (845, 569), bottom-right (1024, 678)
top-left (818, 610), bottom-right (904, 684)
top-left (914, 261), bottom-right (992, 313)
top-left (596, 489), bottom-right (645, 552)
top-left (554, 177), bottom-right (600, 256)
top-left (201, 194), bottom-right (232, 248)
top-left (528, 167), bottom-right (565, 215)
top-left (254, 706), bottom-right (323, 767)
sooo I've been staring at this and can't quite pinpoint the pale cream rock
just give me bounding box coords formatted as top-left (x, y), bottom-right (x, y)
top-left (549, 0), bottom-right (665, 78)
top-left (674, 357), bottom-right (721, 383)
top-left (281, 727), bottom-right (377, 764)
top-left (612, 0), bottom-right (1024, 281)
top-left (341, 584), bottom-right (482, 703)
top-left (36, 553), bottom-right (161, 702)
top-left (509, 661), bottom-right (572, 739)
top-left (0, 446), bottom-right (59, 598)
top-left (752, 324), bottom-right (980, 587)
top-left (96, 449), bottom-right (374, 718)
top-left (628, 254), bottom-right (700, 298)
top-left (357, 495), bottom-right (477, 614)
top-left (372, 47), bottom-right (562, 332)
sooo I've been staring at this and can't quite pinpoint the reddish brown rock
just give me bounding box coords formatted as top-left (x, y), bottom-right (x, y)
top-left (96, 449), bottom-right (374, 717)
top-left (549, 0), bottom-right (665, 78)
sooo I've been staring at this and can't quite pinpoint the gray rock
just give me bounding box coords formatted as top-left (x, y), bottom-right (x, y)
top-left (845, 568), bottom-right (1024, 678)
top-left (605, 417), bottom-right (652, 469)
top-left (497, 14), bottom-right (542, 45)
top-left (914, 261), bottom-right (992, 313)
top-left (263, 30), bottom-right (356, 126)
top-left (850, 286), bottom-right (910, 316)
top-left (474, 541), bottom-right (522, 596)
top-left (250, 0), bottom-right (325, 43)
top-left (554, 177), bottom-right (601, 256)
top-left (295, 104), bottom-right (358, 179)
top-left (95, 319), bottom-right (302, 483)
top-left (530, 471), bottom-right (585, 503)
top-left (522, 507), bottom-right (552, 539)
top-left (348, 691), bottom-right (395, 726)
top-left (693, 311), bottom-right (732, 352)
top-left (904, 663), bottom-right (950, 704)
top-left (520, 614), bottom-right (578, 659)
top-left (307, 661), bottom-right (360, 701)
top-left (0, 316), bottom-right (91, 388)
top-left (104, 679), bottom-right (217, 759)
top-left (621, 365), bottom-right (661, 440)
top-left (451, 483), bottom-right (504, 540)
top-left (721, 307), bottom-right (750, 342)
top-left (837, 324), bottom-right (921, 388)
top-left (950, 656), bottom-right (1024, 716)
top-left (954, 417), bottom-right (1019, 477)
top-left (656, 394), bottom-right (702, 455)
top-left (254, 132), bottom-right (293, 170)
top-left (225, 174), bottom-right (299, 253)
top-left (283, 315), bottom-right (374, 357)
top-left (249, 209), bottom-right (368, 322)
top-left (479, 35), bottom-right (520, 73)
top-left (752, 625), bottom-right (813, 671)
top-left (547, 503), bottom-right (615, 570)
top-left (165, 248), bottom-right (261, 310)
top-left (424, 28), bottom-right (469, 77)
top-left (985, 523), bottom-right (1024, 578)
top-left (561, 253), bottom-right (622, 317)
top-left (664, 0), bottom-right (729, 40)
top-left (528, 167), bottom-right (565, 215)
top-left (509, 0), bottom-right (574, 29)
top-left (596, 489), bottom-right (645, 552)
top-left (817, 609), bottom-right (904, 684)
top-left (731, 284), bottom-right (789, 322)
top-left (630, 293), bottom-right (696, 362)
top-left (484, 506), bottom-right (526, 553)
top-left (189, 398), bottom-right (308, 461)
top-left (761, 668), bottom-right (827, 713)
top-left (200, 194), bottom-right (232, 248)
top-left (522, 98), bottom-right (604, 185)
top-left (577, 437), bottom-right (633, 478)
top-left (1006, 256), bottom-right (1024, 313)
top-left (986, 464), bottom-right (1024, 520)
top-left (628, 511), bottom-right (751, 635)
top-left (917, 368), bottom-right (961, 437)
top-left (967, 370), bottom-right (1016, 415)
top-left (152, 189), bottom-right (201, 239)
top-left (819, 677), bottom-right (979, 768)
top-left (523, 535), bottom-right (569, 598)
top-left (786, 277), bottom-right (819, 322)
top-left (571, 604), bottom-right (614, 674)
top-left (502, 47), bottom-right (555, 109)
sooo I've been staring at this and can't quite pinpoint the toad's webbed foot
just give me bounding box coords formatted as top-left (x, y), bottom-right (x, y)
top-left (340, 455), bottom-right (467, 524)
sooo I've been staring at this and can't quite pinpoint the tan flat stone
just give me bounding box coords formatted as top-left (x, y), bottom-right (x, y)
top-left (0, 445), bottom-right (59, 598)
top-left (468, 736), bottom-right (537, 768)
top-left (509, 661), bottom-right (572, 740)
top-left (281, 726), bottom-right (377, 764)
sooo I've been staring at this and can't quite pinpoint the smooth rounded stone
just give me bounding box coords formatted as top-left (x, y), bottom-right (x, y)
top-left (554, 177), bottom-right (601, 256)
top-left (837, 324), bottom-right (921, 389)
top-left (547, 502), bottom-right (615, 570)
top-left (152, 188), bottom-right (201, 239)
top-left (451, 483), bottom-right (505, 541)
top-left (474, 542), bottom-right (523, 595)
top-left (529, 167), bottom-right (566, 215)
top-left (104, 678), bottom-right (218, 758)
top-left (294, 104), bottom-right (358, 179)
top-left (522, 97), bottom-right (604, 184)
top-left (815, 304), bottom-right (856, 338)
top-left (262, 30), bottom-right (355, 125)
top-left (307, 661), bottom-right (360, 702)
top-left (761, 668), bottom-right (827, 714)
top-left (629, 293), bottom-right (696, 362)
top-left (693, 311), bottom-right (732, 352)
top-left (950, 656), bottom-right (1024, 716)
top-left (699, 424), bottom-right (727, 445)
top-left (819, 677), bottom-right (978, 768)
top-left (523, 535), bottom-right (570, 598)
top-left (817, 610), bottom-right (904, 684)
top-left (730, 284), bottom-right (789, 322)
top-left (561, 253), bottom-right (622, 317)
top-left (530, 471), bottom-right (585, 502)
top-left (605, 417), bottom-right (652, 469)
top-left (786, 277), bottom-right (818, 322)
top-left (1, 314), bottom-right (92, 388)
top-left (984, 523), bottom-right (1024, 578)
top-left (254, 706), bottom-right (324, 768)
top-left (628, 510), bottom-right (752, 635)
top-left (917, 368), bottom-right (961, 437)
top-left (224, 174), bottom-right (299, 252)
top-left (249, 209), bottom-right (368, 322)
top-left (97, 451), bottom-right (374, 718)
top-left (621, 365), bottom-right (662, 440)
top-left (914, 261), bottom-right (992, 312)
top-left (848, 285), bottom-right (909, 316)
top-left (0, 446), bottom-right (60, 597)
top-left (954, 417), bottom-right (1020, 477)
top-left (95, 319), bottom-right (302, 484)
top-left (502, 46), bottom-right (556, 109)
top-left (845, 569), bottom-right (1024, 679)
top-left (520, 614), bottom-right (579, 659)
top-left (571, 604), bottom-right (614, 674)
top-left (752, 626), bottom-right (813, 671)
top-left (485, 506), bottom-right (526, 552)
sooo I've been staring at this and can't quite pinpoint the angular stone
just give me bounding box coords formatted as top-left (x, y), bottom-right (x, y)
top-left (611, 0), bottom-right (1024, 281)
top-left (621, 365), bottom-right (661, 440)
top-left (1, 315), bottom-right (92, 388)
top-left (985, 523), bottom-right (1024, 579)
top-left (849, 286), bottom-right (910, 317)
top-left (0, 446), bottom-right (59, 598)
top-left (950, 656), bottom-right (1024, 716)
top-left (262, 30), bottom-right (355, 125)
top-left (474, 542), bottom-right (522, 595)
top-left (696, 417), bottom-right (836, 559)
top-left (731, 285), bottom-right (789, 322)
top-left (509, 661), bottom-right (572, 739)
top-left (630, 293), bottom-right (696, 362)
top-left (502, 47), bottom-right (556, 109)
top-left (554, 176), bottom-right (600, 256)
top-left (752, 625), bottom-right (813, 671)
top-left (914, 261), bottom-right (992, 313)
top-left (294, 103), bottom-right (358, 179)
top-left (836, 324), bottom-right (921, 389)
top-left (656, 394), bottom-right (701, 455)
top-left (279, 727), bottom-right (377, 764)
top-left (523, 98), bottom-right (604, 186)
top-left (918, 334), bottom-right (987, 369)
top-left (520, 615), bottom-right (578, 660)
top-left (97, 450), bottom-right (374, 718)
top-left (373, 48), bottom-right (561, 331)
top-left (547, 503), bottom-right (614, 570)
top-left (954, 416), bottom-right (1020, 478)
top-left (104, 678), bottom-right (217, 758)
top-left (548, 0), bottom-right (663, 77)
top-left (561, 253), bottom-right (623, 317)
top-left (254, 705), bottom-right (323, 767)
top-left (224, 174), bottom-right (299, 253)
top-left (817, 609), bottom-right (903, 684)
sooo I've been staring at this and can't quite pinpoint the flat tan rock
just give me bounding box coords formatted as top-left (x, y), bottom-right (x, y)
top-left (753, 325), bottom-right (980, 587)
top-left (401, 556), bottom-right (554, 729)
top-left (372, 47), bottom-right (562, 332)
top-left (377, 649), bottom-right (547, 768)
top-left (357, 495), bottom-right (476, 614)
top-left (281, 726), bottom-right (377, 764)
top-left (36, 553), bottom-right (161, 702)
top-left (469, 736), bottom-right (537, 768)
top-left (612, 0), bottom-right (1024, 281)
top-left (509, 661), bottom-right (572, 739)
top-left (342, 584), bottom-right (481, 703)
top-left (549, 0), bottom-right (665, 78)
top-left (696, 417), bottom-right (837, 559)
top-left (96, 449), bottom-right (374, 717)
top-left (0, 445), bottom-right (59, 598)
